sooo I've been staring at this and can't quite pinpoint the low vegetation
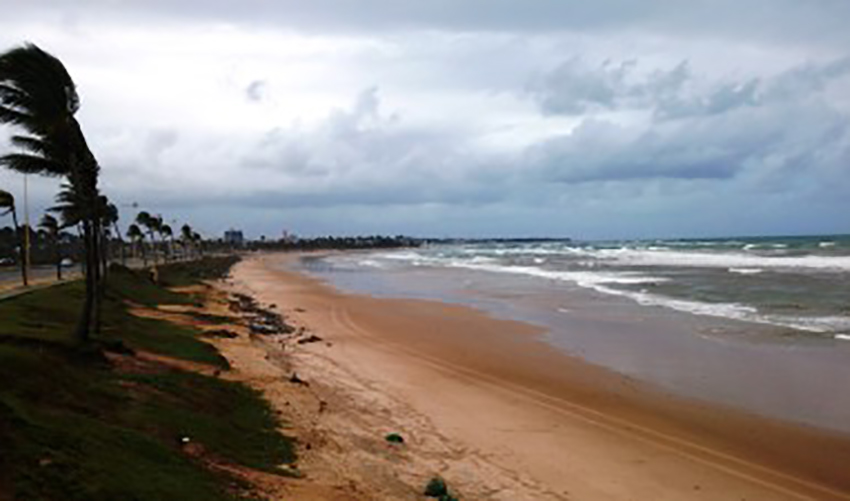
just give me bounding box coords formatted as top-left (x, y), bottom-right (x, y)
top-left (0, 256), bottom-right (295, 500)
top-left (424, 476), bottom-right (460, 500)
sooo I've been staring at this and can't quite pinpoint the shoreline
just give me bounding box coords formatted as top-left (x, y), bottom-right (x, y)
top-left (226, 252), bottom-right (850, 499)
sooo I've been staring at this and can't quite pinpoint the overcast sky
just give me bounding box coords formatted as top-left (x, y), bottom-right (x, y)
top-left (1, 0), bottom-right (849, 240)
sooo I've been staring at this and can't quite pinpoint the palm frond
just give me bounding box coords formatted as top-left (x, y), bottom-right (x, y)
top-left (0, 152), bottom-right (66, 176)
top-left (0, 188), bottom-right (14, 217)
top-left (0, 43), bottom-right (79, 127)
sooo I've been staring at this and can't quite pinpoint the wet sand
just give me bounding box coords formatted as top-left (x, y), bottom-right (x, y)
top-left (230, 252), bottom-right (850, 500)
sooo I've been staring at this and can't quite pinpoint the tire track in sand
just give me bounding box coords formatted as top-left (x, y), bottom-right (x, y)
top-left (328, 305), bottom-right (850, 501)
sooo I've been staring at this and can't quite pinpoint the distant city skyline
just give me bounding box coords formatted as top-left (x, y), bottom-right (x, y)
top-left (1, 1), bottom-right (849, 240)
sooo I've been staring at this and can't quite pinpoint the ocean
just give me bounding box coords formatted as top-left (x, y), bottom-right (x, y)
top-left (318, 235), bottom-right (850, 338)
top-left (295, 235), bottom-right (850, 432)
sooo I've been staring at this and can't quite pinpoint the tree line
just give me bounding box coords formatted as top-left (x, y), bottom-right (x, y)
top-left (0, 44), bottom-right (206, 344)
top-left (248, 235), bottom-right (421, 251)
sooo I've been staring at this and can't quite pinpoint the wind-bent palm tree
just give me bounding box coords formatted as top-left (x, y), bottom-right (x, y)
top-left (127, 223), bottom-right (146, 266)
top-left (38, 213), bottom-right (61, 280)
top-left (135, 211), bottom-right (158, 265)
top-left (0, 43), bottom-right (101, 342)
top-left (0, 188), bottom-right (26, 285)
top-left (104, 202), bottom-right (124, 265)
top-left (180, 223), bottom-right (193, 260)
top-left (52, 181), bottom-right (87, 273)
top-left (161, 223), bottom-right (173, 261)
top-left (150, 215), bottom-right (163, 262)
top-left (192, 231), bottom-right (203, 257)
top-left (94, 195), bottom-right (112, 282)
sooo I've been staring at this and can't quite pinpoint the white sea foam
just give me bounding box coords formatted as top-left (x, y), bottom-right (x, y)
top-left (820, 241), bottom-right (836, 248)
top-left (447, 262), bottom-right (667, 290)
top-left (356, 259), bottom-right (387, 269)
top-left (835, 334), bottom-right (850, 341)
top-left (728, 267), bottom-right (763, 275)
top-left (588, 248), bottom-right (850, 272)
top-left (409, 257), bottom-right (850, 333)
top-left (382, 244), bottom-right (850, 272)
top-left (352, 248), bottom-right (850, 333)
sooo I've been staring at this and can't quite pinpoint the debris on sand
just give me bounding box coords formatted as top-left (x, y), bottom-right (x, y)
top-left (204, 329), bottom-right (238, 339)
top-left (385, 433), bottom-right (405, 444)
top-left (289, 373), bottom-right (309, 386)
top-left (230, 293), bottom-right (296, 336)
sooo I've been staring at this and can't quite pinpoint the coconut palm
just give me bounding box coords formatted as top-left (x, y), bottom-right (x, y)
top-left (161, 223), bottom-right (173, 261)
top-left (192, 231), bottom-right (203, 257)
top-left (127, 223), bottom-right (146, 266)
top-left (0, 43), bottom-right (101, 342)
top-left (135, 211), bottom-right (158, 265)
top-left (95, 195), bottom-right (112, 281)
top-left (51, 181), bottom-right (87, 273)
top-left (0, 188), bottom-right (26, 285)
top-left (104, 202), bottom-right (123, 265)
top-left (38, 213), bottom-right (61, 280)
top-left (150, 215), bottom-right (163, 262)
top-left (180, 223), bottom-right (193, 260)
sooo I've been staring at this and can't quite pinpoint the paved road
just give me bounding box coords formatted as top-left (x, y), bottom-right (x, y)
top-left (0, 264), bottom-right (84, 302)
top-left (0, 264), bottom-right (82, 286)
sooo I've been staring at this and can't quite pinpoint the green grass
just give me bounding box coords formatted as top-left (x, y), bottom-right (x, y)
top-left (0, 282), bottom-right (88, 345)
top-left (0, 257), bottom-right (294, 500)
top-left (156, 256), bottom-right (241, 288)
top-left (120, 371), bottom-right (295, 471)
top-left (107, 265), bottom-right (195, 307)
top-left (0, 265), bottom-right (228, 367)
top-left (100, 306), bottom-right (229, 368)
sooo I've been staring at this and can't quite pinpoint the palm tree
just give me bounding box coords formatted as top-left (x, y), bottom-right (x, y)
top-left (0, 188), bottom-right (26, 285)
top-left (95, 195), bottom-right (112, 282)
top-left (51, 181), bottom-right (87, 273)
top-left (38, 213), bottom-right (61, 280)
top-left (0, 43), bottom-right (101, 342)
top-left (150, 215), bottom-right (163, 262)
top-left (100, 201), bottom-right (123, 266)
top-left (135, 211), bottom-right (157, 265)
top-left (161, 223), bottom-right (173, 261)
top-left (127, 223), bottom-right (146, 266)
top-left (192, 232), bottom-right (203, 257)
top-left (180, 223), bottom-right (193, 260)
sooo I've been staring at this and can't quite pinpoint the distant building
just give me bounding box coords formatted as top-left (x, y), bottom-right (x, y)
top-left (224, 229), bottom-right (244, 247)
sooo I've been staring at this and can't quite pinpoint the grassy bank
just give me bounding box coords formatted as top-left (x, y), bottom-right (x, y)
top-left (0, 256), bottom-right (295, 500)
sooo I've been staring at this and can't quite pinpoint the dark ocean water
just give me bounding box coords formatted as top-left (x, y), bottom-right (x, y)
top-left (322, 235), bottom-right (850, 339)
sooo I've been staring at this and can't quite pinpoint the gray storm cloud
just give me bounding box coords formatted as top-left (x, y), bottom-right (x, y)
top-left (2, 1), bottom-right (850, 239)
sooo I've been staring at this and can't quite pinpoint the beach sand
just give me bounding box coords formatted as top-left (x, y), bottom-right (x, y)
top-left (222, 252), bottom-right (850, 500)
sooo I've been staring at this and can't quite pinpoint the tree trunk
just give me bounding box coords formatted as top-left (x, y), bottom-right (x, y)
top-left (100, 224), bottom-right (108, 282)
top-left (55, 237), bottom-right (62, 281)
top-left (148, 230), bottom-right (157, 265)
top-left (10, 208), bottom-right (27, 287)
top-left (92, 218), bottom-right (103, 337)
top-left (74, 219), bottom-right (94, 344)
top-left (113, 222), bottom-right (126, 266)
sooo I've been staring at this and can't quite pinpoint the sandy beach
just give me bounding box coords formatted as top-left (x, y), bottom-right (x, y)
top-left (222, 252), bottom-right (850, 500)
